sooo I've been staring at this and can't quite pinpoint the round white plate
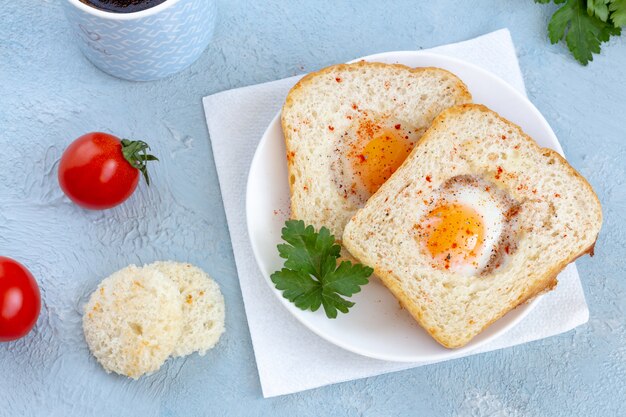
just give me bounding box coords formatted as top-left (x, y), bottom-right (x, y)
top-left (246, 51), bottom-right (561, 362)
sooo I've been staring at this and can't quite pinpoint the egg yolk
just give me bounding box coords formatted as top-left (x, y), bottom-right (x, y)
top-left (352, 129), bottom-right (413, 194)
top-left (419, 203), bottom-right (485, 270)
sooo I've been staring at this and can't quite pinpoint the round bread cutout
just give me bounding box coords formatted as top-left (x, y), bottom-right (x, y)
top-left (82, 265), bottom-right (183, 379)
top-left (148, 261), bottom-right (225, 357)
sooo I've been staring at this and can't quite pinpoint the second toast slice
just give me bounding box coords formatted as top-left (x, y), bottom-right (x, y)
top-left (343, 104), bottom-right (602, 348)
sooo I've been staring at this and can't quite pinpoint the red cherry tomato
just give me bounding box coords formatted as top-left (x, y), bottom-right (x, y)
top-left (58, 132), bottom-right (157, 210)
top-left (0, 257), bottom-right (41, 342)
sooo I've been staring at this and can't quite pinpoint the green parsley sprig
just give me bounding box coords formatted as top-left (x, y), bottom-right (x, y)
top-left (536, 0), bottom-right (624, 65)
top-left (270, 220), bottom-right (373, 319)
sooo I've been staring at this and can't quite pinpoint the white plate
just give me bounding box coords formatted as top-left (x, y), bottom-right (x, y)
top-left (246, 51), bottom-right (562, 362)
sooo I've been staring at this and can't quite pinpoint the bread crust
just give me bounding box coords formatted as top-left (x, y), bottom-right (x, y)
top-left (281, 61), bottom-right (472, 227)
top-left (343, 104), bottom-right (602, 349)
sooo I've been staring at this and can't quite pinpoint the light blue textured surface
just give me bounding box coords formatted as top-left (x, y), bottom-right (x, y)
top-left (0, 1), bottom-right (624, 416)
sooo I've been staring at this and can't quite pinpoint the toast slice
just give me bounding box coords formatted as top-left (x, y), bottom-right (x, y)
top-left (281, 61), bottom-right (472, 240)
top-left (342, 104), bottom-right (602, 348)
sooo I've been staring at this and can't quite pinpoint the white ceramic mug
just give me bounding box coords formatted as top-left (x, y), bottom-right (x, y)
top-left (63, 0), bottom-right (217, 81)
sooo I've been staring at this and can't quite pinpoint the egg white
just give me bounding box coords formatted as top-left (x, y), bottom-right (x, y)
top-left (424, 176), bottom-right (519, 276)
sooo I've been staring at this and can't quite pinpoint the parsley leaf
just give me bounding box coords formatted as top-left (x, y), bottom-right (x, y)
top-left (537, 0), bottom-right (622, 65)
top-left (610, 0), bottom-right (626, 26)
top-left (588, 0), bottom-right (611, 22)
top-left (271, 220), bottom-right (373, 318)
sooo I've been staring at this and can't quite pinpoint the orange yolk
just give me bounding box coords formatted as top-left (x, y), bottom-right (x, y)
top-left (419, 203), bottom-right (485, 270)
top-left (352, 129), bottom-right (413, 194)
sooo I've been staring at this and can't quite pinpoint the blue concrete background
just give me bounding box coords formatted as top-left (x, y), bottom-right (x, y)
top-left (1, 1), bottom-right (625, 416)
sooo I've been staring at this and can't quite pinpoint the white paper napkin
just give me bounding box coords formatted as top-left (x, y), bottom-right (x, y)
top-left (203, 29), bottom-right (589, 398)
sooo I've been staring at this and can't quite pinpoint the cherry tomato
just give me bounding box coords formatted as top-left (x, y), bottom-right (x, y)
top-left (58, 132), bottom-right (158, 210)
top-left (0, 257), bottom-right (41, 342)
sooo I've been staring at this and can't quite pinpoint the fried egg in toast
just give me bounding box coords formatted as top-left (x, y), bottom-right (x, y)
top-left (343, 104), bottom-right (602, 348)
top-left (281, 61), bottom-right (472, 240)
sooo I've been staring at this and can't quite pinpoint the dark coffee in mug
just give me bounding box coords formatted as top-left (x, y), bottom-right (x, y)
top-left (80, 0), bottom-right (167, 13)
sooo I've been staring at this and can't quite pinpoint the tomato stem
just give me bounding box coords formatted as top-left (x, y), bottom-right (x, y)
top-left (120, 139), bottom-right (158, 186)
